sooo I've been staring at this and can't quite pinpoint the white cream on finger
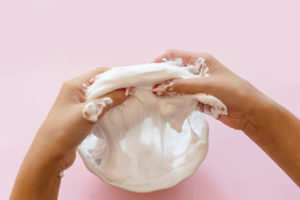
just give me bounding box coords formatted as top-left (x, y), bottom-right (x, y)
top-left (82, 97), bottom-right (113, 123)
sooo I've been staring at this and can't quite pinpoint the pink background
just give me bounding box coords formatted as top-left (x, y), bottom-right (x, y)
top-left (1, 0), bottom-right (299, 199)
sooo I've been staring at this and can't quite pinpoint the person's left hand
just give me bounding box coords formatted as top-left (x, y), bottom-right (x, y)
top-left (30, 67), bottom-right (129, 169)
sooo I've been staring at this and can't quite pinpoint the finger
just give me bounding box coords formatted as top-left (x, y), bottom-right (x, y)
top-left (152, 77), bottom-right (212, 96)
top-left (81, 88), bottom-right (132, 123)
top-left (198, 102), bottom-right (205, 112)
top-left (75, 67), bottom-right (109, 88)
top-left (153, 51), bottom-right (176, 63)
top-left (66, 67), bottom-right (110, 98)
top-left (152, 79), bottom-right (178, 96)
top-left (122, 87), bottom-right (135, 97)
top-left (153, 49), bottom-right (205, 65)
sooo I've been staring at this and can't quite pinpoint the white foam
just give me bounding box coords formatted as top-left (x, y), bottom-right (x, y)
top-left (78, 59), bottom-right (227, 192)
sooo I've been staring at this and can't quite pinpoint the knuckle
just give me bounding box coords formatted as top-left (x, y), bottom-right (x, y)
top-left (96, 66), bottom-right (109, 70)
top-left (165, 49), bottom-right (178, 57)
top-left (166, 49), bottom-right (175, 54)
top-left (62, 79), bottom-right (75, 89)
top-left (202, 53), bottom-right (214, 60)
top-left (95, 67), bottom-right (109, 74)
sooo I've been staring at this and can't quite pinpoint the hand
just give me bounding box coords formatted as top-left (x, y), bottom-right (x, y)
top-left (31, 67), bottom-right (129, 168)
top-left (10, 67), bottom-right (130, 200)
top-left (154, 50), bottom-right (300, 186)
top-left (153, 49), bottom-right (269, 132)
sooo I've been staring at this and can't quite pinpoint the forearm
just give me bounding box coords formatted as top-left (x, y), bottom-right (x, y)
top-left (154, 50), bottom-right (300, 186)
top-left (10, 140), bottom-right (65, 200)
top-left (243, 97), bottom-right (300, 186)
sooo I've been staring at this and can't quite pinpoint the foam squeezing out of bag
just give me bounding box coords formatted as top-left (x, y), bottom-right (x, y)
top-left (78, 59), bottom-right (227, 193)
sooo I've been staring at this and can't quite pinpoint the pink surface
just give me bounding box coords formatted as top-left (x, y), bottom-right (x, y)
top-left (1, 0), bottom-right (300, 199)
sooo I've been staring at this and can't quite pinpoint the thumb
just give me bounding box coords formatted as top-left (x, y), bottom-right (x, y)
top-left (153, 78), bottom-right (212, 96)
top-left (82, 88), bottom-right (132, 122)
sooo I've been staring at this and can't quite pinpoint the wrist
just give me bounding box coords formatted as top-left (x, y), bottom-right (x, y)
top-left (28, 141), bottom-right (66, 172)
top-left (35, 127), bottom-right (76, 161)
top-left (10, 135), bottom-right (65, 200)
top-left (29, 131), bottom-right (72, 173)
top-left (241, 94), bottom-right (280, 137)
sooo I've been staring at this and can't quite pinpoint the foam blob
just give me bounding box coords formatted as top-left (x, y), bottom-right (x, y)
top-left (78, 59), bottom-right (227, 192)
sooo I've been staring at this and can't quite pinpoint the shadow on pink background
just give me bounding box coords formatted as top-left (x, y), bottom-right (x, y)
top-left (0, 0), bottom-right (299, 199)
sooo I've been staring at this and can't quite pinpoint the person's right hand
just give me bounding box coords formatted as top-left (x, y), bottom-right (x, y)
top-left (153, 49), bottom-right (271, 132)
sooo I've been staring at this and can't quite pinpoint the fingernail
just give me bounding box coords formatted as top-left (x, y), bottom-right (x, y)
top-left (162, 57), bottom-right (168, 62)
top-left (122, 87), bottom-right (135, 97)
top-left (89, 77), bottom-right (96, 84)
top-left (152, 83), bottom-right (163, 96)
top-left (152, 81), bottom-right (174, 96)
top-left (128, 87), bottom-right (135, 96)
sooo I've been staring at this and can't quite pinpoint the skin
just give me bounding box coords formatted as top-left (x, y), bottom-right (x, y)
top-left (10, 67), bottom-right (129, 200)
top-left (154, 49), bottom-right (300, 187)
top-left (10, 50), bottom-right (300, 199)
